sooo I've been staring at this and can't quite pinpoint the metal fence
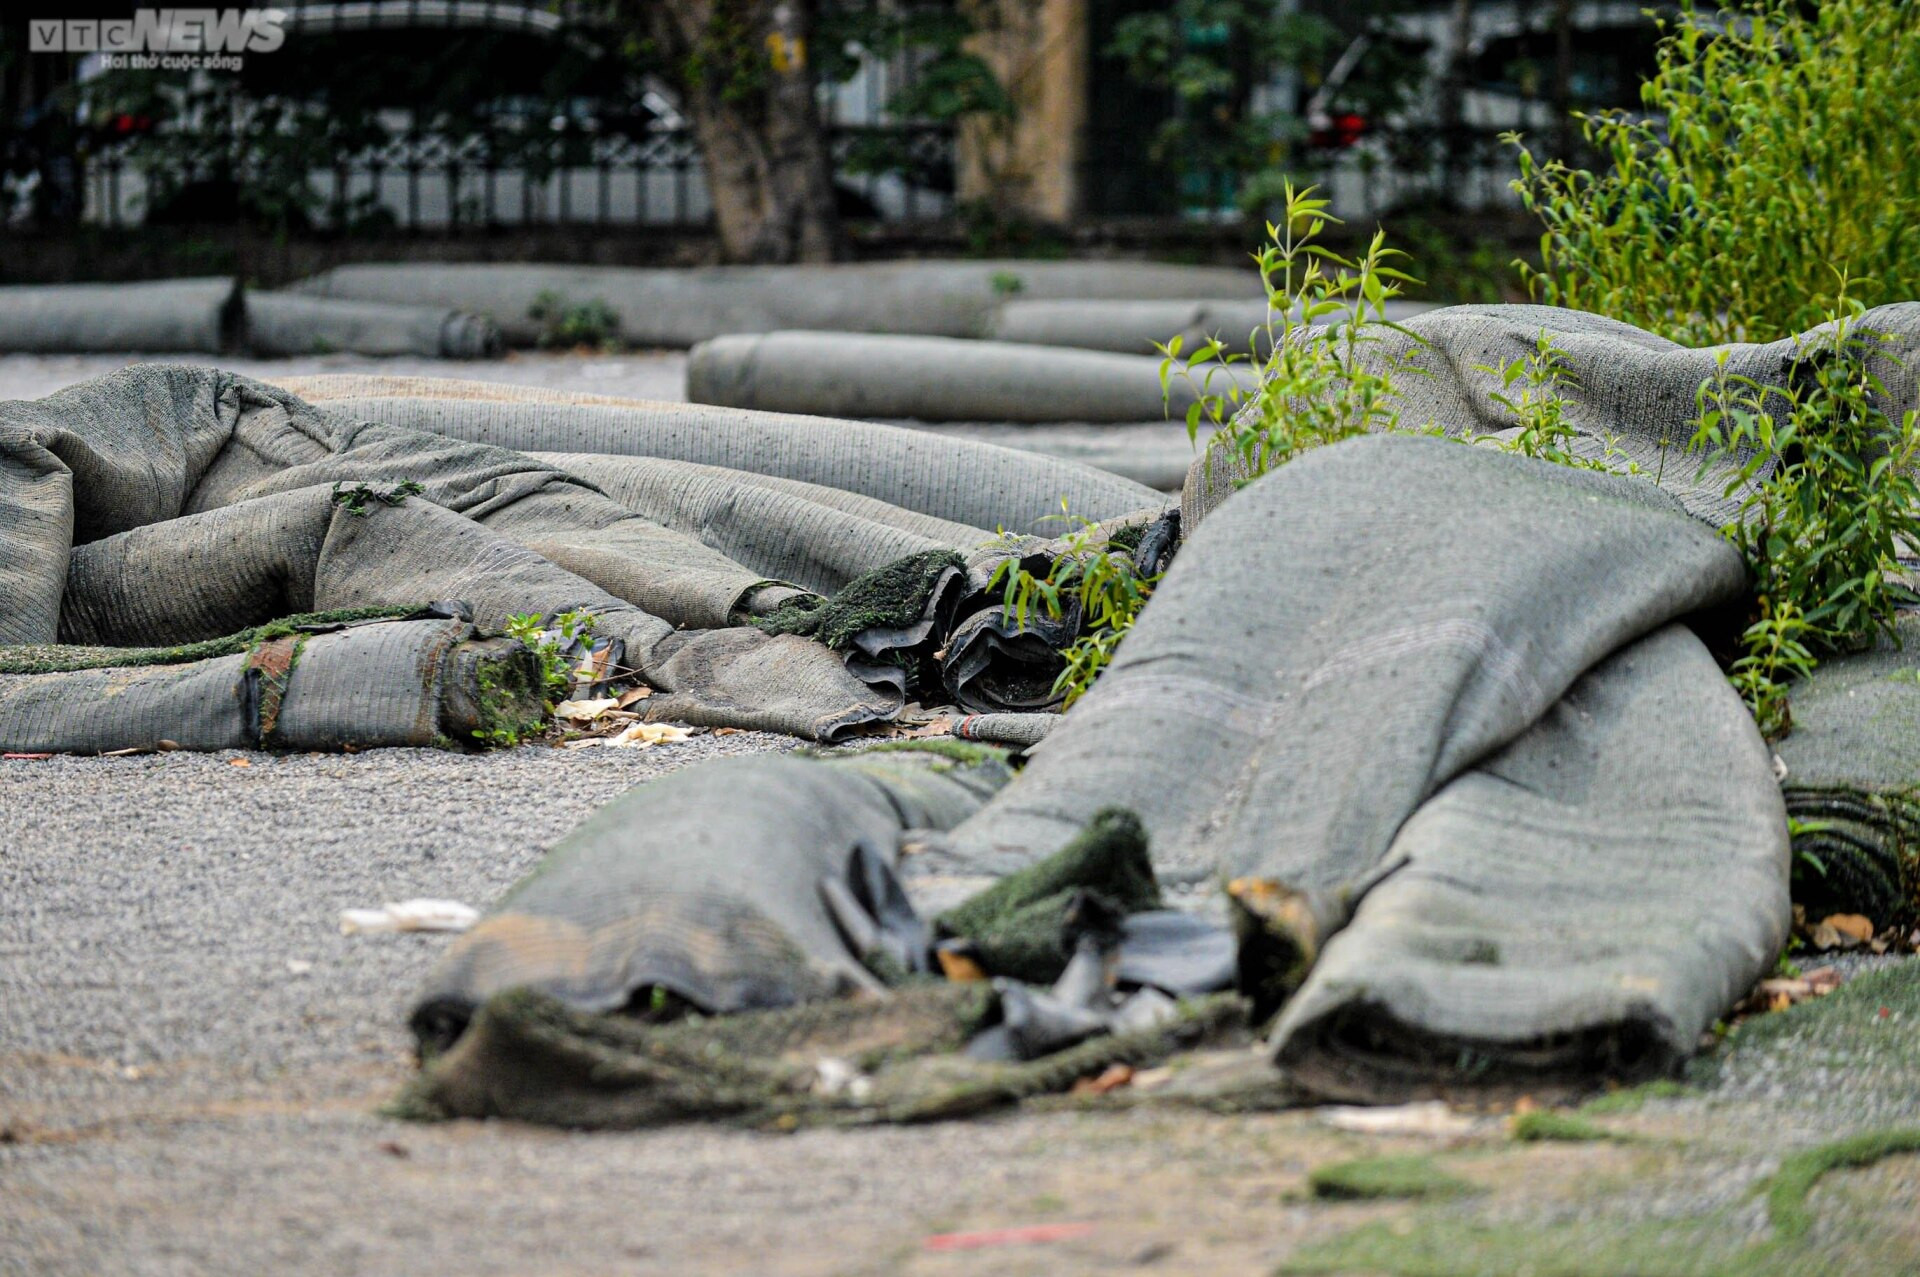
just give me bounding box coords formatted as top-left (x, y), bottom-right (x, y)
top-left (62, 0), bottom-right (961, 233)
top-left (80, 116), bottom-right (956, 232)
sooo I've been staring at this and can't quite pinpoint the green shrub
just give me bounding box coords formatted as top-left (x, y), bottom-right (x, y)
top-left (1690, 302), bottom-right (1920, 735)
top-left (1510, 0), bottom-right (1920, 345)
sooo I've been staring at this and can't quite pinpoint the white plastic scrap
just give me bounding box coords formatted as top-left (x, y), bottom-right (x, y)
top-left (339, 898), bottom-right (480, 936)
top-left (1317, 1100), bottom-right (1478, 1138)
top-left (553, 697), bottom-right (618, 722)
top-left (811, 1057), bottom-right (874, 1101)
top-left (611, 721), bottom-right (694, 748)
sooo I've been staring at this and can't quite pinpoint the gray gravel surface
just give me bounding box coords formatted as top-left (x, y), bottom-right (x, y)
top-left (0, 740), bottom-right (1329, 1277)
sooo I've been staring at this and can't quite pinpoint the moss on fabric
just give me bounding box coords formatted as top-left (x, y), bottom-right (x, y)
top-left (751, 550), bottom-right (964, 651)
top-left (0, 605), bottom-right (422, 675)
top-left (391, 982), bottom-right (1248, 1130)
top-left (937, 808), bottom-right (1161, 984)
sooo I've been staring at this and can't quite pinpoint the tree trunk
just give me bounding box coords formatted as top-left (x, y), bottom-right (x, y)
top-left (634, 0), bottom-right (843, 263)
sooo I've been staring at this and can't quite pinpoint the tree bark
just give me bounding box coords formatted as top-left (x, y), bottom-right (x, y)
top-left (633, 0), bottom-right (843, 263)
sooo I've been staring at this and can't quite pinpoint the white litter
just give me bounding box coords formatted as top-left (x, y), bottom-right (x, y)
top-left (339, 898), bottom-right (480, 935)
top-left (1317, 1101), bottom-right (1478, 1138)
top-left (609, 721), bottom-right (694, 749)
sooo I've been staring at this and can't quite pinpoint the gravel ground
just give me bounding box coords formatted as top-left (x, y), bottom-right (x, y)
top-left (0, 739), bottom-right (1343, 1277)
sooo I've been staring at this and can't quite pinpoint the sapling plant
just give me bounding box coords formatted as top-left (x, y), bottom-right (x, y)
top-left (1160, 182), bottom-right (1427, 485)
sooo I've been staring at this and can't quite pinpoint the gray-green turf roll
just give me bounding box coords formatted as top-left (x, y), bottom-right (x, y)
top-left (986, 298), bottom-right (1436, 356)
top-left (289, 259), bottom-right (1261, 347)
top-left (0, 278), bottom-right (240, 353)
top-left (685, 331), bottom-right (1255, 424)
top-left (935, 434), bottom-right (1780, 1090)
top-left (1268, 623), bottom-right (1788, 1099)
top-left (1183, 302), bottom-right (1920, 531)
top-left (0, 366), bottom-right (901, 743)
top-left (0, 616), bottom-right (544, 754)
top-left (243, 292), bottom-right (502, 359)
top-left (410, 744), bottom-right (1013, 1052)
top-left (301, 392), bottom-right (1168, 535)
top-left (1775, 613), bottom-right (1920, 921)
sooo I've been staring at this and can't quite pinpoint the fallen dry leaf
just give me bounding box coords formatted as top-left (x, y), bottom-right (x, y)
top-left (227, 758), bottom-right (252, 768)
top-left (609, 721), bottom-right (694, 749)
top-left (553, 697), bottom-right (617, 722)
top-left (1070, 1063), bottom-right (1134, 1095)
top-left (1745, 965), bottom-right (1843, 1014)
top-left (614, 687), bottom-right (654, 709)
top-left (935, 945), bottom-right (987, 982)
top-left (1821, 913), bottom-right (1876, 945)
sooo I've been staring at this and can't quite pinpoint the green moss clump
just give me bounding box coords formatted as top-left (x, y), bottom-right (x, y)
top-left (937, 808), bottom-right (1160, 984)
top-left (1308, 1155), bottom-right (1475, 1201)
top-left (845, 737), bottom-right (1011, 768)
top-left (1765, 1127), bottom-right (1920, 1242)
top-left (1578, 1079), bottom-right (1692, 1116)
top-left (752, 550), bottom-right (964, 651)
top-left (1511, 1111), bottom-right (1628, 1143)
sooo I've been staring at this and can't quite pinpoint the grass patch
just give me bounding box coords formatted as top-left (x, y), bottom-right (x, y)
top-left (1764, 1128), bottom-right (1920, 1242)
top-left (1307, 1155), bottom-right (1474, 1202)
top-left (1511, 1111), bottom-right (1628, 1144)
top-left (1578, 1079), bottom-right (1692, 1116)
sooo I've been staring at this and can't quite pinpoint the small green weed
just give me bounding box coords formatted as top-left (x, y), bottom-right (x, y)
top-left (1471, 330), bottom-right (1624, 473)
top-left (504, 609), bottom-right (598, 701)
top-left (988, 507), bottom-right (1160, 708)
top-left (529, 291), bottom-right (621, 350)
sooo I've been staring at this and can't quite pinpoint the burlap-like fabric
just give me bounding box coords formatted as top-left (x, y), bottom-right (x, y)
top-left (410, 745), bottom-right (1014, 1050)
top-left (1183, 302), bottom-right (1920, 531)
top-left (290, 259), bottom-right (1260, 346)
top-left (938, 434), bottom-right (1785, 1092)
top-left (0, 367), bottom-right (898, 742)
